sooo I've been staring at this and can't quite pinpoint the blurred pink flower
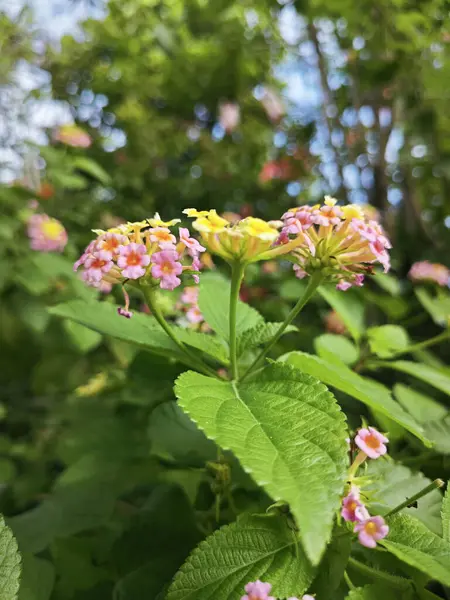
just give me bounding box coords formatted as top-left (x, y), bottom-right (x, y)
top-left (219, 102), bottom-right (240, 133)
top-left (151, 249), bottom-right (183, 290)
top-left (241, 581), bottom-right (275, 600)
top-left (54, 124), bottom-right (91, 148)
top-left (409, 261), bottom-right (449, 286)
top-left (27, 214), bottom-right (68, 252)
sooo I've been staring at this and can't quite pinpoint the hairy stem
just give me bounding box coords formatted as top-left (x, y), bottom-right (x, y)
top-left (347, 557), bottom-right (411, 590)
top-left (229, 262), bottom-right (246, 380)
top-left (384, 479), bottom-right (444, 518)
top-left (392, 331), bottom-right (450, 358)
top-left (241, 271), bottom-right (324, 381)
top-left (140, 284), bottom-right (218, 378)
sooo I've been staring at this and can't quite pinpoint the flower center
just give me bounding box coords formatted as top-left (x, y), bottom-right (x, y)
top-left (126, 252), bottom-right (142, 266)
top-left (365, 434), bottom-right (381, 449)
top-left (42, 221), bottom-right (63, 239)
top-left (161, 262), bottom-right (173, 274)
top-left (365, 521), bottom-right (377, 534)
top-left (349, 501), bottom-right (358, 512)
top-left (91, 258), bottom-right (106, 269)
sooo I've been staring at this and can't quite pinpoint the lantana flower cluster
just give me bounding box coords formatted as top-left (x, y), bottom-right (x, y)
top-left (409, 261), bottom-right (449, 287)
top-left (241, 581), bottom-right (312, 600)
top-left (27, 213), bottom-right (68, 252)
top-left (184, 209), bottom-right (303, 264)
top-left (74, 215), bottom-right (205, 315)
top-left (341, 426), bottom-right (390, 548)
top-left (280, 197), bottom-right (392, 290)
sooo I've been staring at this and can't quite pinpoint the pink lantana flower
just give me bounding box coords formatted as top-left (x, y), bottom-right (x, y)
top-left (149, 227), bottom-right (176, 248)
top-left (186, 305), bottom-right (204, 324)
top-left (179, 227), bottom-right (206, 255)
top-left (151, 250), bottom-right (183, 290)
top-left (355, 427), bottom-right (389, 459)
top-left (117, 243), bottom-right (151, 279)
top-left (219, 102), bottom-right (240, 133)
top-left (241, 581), bottom-right (275, 600)
top-left (83, 255), bottom-right (113, 283)
top-left (354, 515), bottom-right (389, 548)
top-left (181, 286), bottom-right (199, 305)
top-left (97, 232), bottom-right (127, 260)
top-left (341, 489), bottom-right (369, 523)
top-left (27, 214), bottom-right (68, 252)
top-left (409, 261), bottom-right (450, 287)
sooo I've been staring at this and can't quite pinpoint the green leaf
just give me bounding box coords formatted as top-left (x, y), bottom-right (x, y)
top-left (380, 514), bottom-right (450, 586)
top-left (370, 272), bottom-right (402, 296)
top-left (314, 334), bottom-right (359, 366)
top-left (367, 325), bottom-right (409, 358)
top-left (148, 401), bottom-right (216, 466)
top-left (280, 352), bottom-right (429, 445)
top-left (175, 363), bottom-right (349, 563)
top-left (8, 481), bottom-right (117, 553)
top-left (237, 322), bottom-right (297, 357)
top-left (366, 460), bottom-right (443, 534)
top-left (312, 528), bottom-right (352, 599)
top-left (63, 320), bottom-right (103, 353)
top-left (175, 328), bottom-right (229, 364)
top-left (49, 300), bottom-right (188, 364)
top-left (379, 361), bottom-right (450, 397)
top-left (72, 157), bottom-right (111, 184)
top-left (198, 274), bottom-right (263, 341)
top-left (113, 485), bottom-right (201, 599)
top-left (442, 483), bottom-right (450, 542)
top-left (393, 384), bottom-right (447, 424)
top-left (422, 416), bottom-right (450, 454)
top-left (415, 287), bottom-right (450, 327)
top-left (0, 514), bottom-right (21, 600)
top-left (18, 554), bottom-right (54, 600)
top-left (166, 514), bottom-right (316, 600)
top-left (318, 285), bottom-right (365, 341)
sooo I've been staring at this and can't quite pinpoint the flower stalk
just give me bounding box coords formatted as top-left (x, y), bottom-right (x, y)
top-left (241, 270), bottom-right (324, 381)
top-left (229, 262), bottom-right (246, 380)
top-left (140, 284), bottom-right (218, 378)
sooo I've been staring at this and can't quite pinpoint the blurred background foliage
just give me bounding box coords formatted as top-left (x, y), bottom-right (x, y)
top-left (0, 0), bottom-right (450, 598)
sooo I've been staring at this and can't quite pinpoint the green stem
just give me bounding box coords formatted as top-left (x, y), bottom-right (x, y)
top-left (347, 557), bottom-right (411, 590)
top-left (140, 284), bottom-right (218, 378)
top-left (384, 479), bottom-right (444, 518)
top-left (241, 271), bottom-right (324, 381)
top-left (229, 262), bottom-right (246, 380)
top-left (344, 570), bottom-right (355, 590)
top-left (391, 330), bottom-right (450, 358)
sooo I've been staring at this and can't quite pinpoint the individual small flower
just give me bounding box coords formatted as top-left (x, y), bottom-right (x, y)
top-left (409, 261), bottom-right (450, 287)
top-left (241, 580), bottom-right (275, 600)
top-left (54, 124), bottom-right (91, 148)
top-left (149, 227), bottom-right (176, 248)
top-left (27, 213), bottom-right (68, 252)
top-left (218, 101), bottom-right (240, 133)
top-left (341, 489), bottom-right (369, 523)
top-left (179, 227), bottom-right (206, 255)
top-left (354, 515), bottom-right (389, 548)
top-left (280, 197), bottom-right (392, 290)
top-left (147, 213), bottom-right (181, 227)
top-left (355, 427), bottom-right (389, 459)
top-left (117, 243), bottom-right (151, 279)
top-left (151, 250), bottom-right (183, 290)
top-left (186, 305), bottom-right (204, 324)
top-left (181, 286), bottom-right (199, 305)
